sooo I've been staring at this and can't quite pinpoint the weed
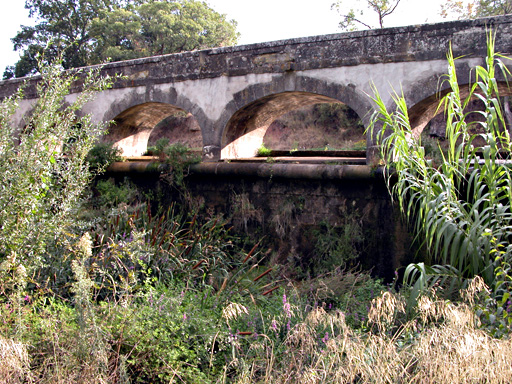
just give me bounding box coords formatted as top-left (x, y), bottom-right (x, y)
top-left (257, 144), bottom-right (272, 157)
top-left (230, 192), bottom-right (264, 234)
top-left (93, 177), bottom-right (139, 208)
top-left (309, 218), bottom-right (362, 275)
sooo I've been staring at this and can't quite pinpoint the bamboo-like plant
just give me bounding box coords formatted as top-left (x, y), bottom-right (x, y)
top-left (370, 31), bottom-right (512, 305)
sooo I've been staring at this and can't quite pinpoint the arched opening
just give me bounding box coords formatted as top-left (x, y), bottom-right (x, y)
top-left (104, 102), bottom-right (202, 156)
top-left (147, 112), bottom-right (202, 152)
top-left (221, 92), bottom-right (365, 159)
top-left (263, 103), bottom-right (365, 152)
top-left (405, 81), bottom-right (512, 163)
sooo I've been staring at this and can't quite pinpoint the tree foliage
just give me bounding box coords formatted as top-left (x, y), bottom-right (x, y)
top-left (91, 0), bottom-right (239, 63)
top-left (5, 0), bottom-right (239, 79)
top-left (5, 0), bottom-right (120, 79)
top-left (440, 0), bottom-right (512, 19)
top-left (331, 0), bottom-right (402, 30)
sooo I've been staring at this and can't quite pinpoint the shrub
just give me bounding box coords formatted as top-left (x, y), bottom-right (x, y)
top-left (86, 142), bottom-right (123, 173)
top-left (257, 144), bottom-right (272, 157)
top-left (0, 60), bottom-right (114, 274)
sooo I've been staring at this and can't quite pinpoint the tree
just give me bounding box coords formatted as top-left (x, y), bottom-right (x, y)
top-left (90, 0), bottom-right (239, 63)
top-left (5, 0), bottom-right (239, 79)
top-left (5, 0), bottom-right (121, 79)
top-left (440, 0), bottom-right (512, 19)
top-left (331, 0), bottom-right (402, 30)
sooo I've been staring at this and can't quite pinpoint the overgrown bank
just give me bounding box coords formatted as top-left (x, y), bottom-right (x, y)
top-left (3, 33), bottom-right (512, 383)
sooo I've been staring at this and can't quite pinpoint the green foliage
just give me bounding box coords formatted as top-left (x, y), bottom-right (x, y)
top-left (106, 284), bottom-right (224, 383)
top-left (331, 0), bottom-right (403, 30)
top-left (475, 247), bottom-right (512, 337)
top-left (301, 269), bottom-right (389, 329)
top-left (6, 0), bottom-right (239, 78)
top-left (160, 142), bottom-right (201, 189)
top-left (91, 0), bottom-right (239, 64)
top-left (310, 219), bottom-right (362, 275)
top-left (146, 137), bottom-right (170, 156)
top-left (347, 139), bottom-right (367, 150)
top-left (6, 0), bottom-right (122, 78)
top-left (257, 143), bottom-right (272, 157)
top-left (371, 32), bottom-right (512, 311)
top-left (94, 177), bottom-right (139, 207)
top-left (86, 142), bottom-right (123, 173)
top-left (0, 59), bottom-right (113, 273)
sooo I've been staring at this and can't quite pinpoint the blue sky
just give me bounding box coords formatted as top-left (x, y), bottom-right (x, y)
top-left (0, 0), bottom-right (446, 75)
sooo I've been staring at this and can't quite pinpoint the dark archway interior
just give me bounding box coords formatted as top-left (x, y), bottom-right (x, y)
top-left (104, 102), bottom-right (202, 156)
top-left (222, 92), bottom-right (365, 159)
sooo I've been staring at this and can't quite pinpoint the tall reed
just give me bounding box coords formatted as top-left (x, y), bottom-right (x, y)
top-left (370, 31), bottom-right (512, 306)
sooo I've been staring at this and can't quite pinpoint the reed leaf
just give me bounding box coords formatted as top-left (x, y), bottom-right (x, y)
top-left (370, 30), bottom-right (512, 308)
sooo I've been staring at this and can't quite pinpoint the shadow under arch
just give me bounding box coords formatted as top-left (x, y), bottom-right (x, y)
top-left (219, 77), bottom-right (373, 159)
top-left (407, 80), bottom-right (512, 138)
top-left (105, 102), bottom-right (203, 156)
top-left (404, 60), bottom-right (512, 137)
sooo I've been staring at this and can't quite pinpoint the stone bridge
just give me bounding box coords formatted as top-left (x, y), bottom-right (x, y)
top-left (2, 15), bottom-right (512, 163)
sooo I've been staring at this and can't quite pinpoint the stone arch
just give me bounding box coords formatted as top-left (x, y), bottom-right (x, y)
top-left (404, 61), bottom-right (512, 137)
top-left (218, 75), bottom-right (373, 159)
top-left (403, 62), bottom-right (472, 137)
top-left (100, 87), bottom-right (208, 156)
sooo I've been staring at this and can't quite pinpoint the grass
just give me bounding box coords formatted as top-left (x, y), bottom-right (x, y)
top-left (263, 103), bottom-right (365, 151)
top-left (3, 274), bottom-right (512, 383)
top-left (3, 27), bottom-right (512, 384)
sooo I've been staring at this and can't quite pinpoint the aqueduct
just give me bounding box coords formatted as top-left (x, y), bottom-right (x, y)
top-left (2, 15), bottom-right (512, 163)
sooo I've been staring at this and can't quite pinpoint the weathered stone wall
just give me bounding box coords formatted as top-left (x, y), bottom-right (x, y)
top-left (105, 163), bottom-right (415, 280)
top-left (2, 15), bottom-right (511, 99)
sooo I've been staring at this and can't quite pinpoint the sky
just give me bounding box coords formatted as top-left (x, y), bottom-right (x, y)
top-left (0, 0), bottom-right (447, 75)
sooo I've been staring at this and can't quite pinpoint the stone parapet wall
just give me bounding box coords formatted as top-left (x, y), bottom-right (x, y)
top-left (104, 162), bottom-right (413, 280)
top-left (2, 15), bottom-right (512, 100)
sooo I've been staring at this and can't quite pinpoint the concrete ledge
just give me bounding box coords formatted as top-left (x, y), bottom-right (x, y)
top-left (106, 161), bottom-right (385, 180)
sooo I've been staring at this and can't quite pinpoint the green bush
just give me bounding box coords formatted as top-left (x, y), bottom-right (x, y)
top-left (257, 144), bottom-right (272, 157)
top-left (0, 61), bottom-right (114, 275)
top-left (86, 142), bottom-right (123, 173)
top-left (146, 137), bottom-right (170, 156)
top-left (94, 178), bottom-right (139, 208)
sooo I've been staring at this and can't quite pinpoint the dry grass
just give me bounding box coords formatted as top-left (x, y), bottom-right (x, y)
top-left (224, 290), bottom-right (512, 384)
top-left (2, 277), bottom-right (511, 383)
top-left (0, 336), bottom-right (30, 383)
top-left (263, 104), bottom-right (365, 151)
